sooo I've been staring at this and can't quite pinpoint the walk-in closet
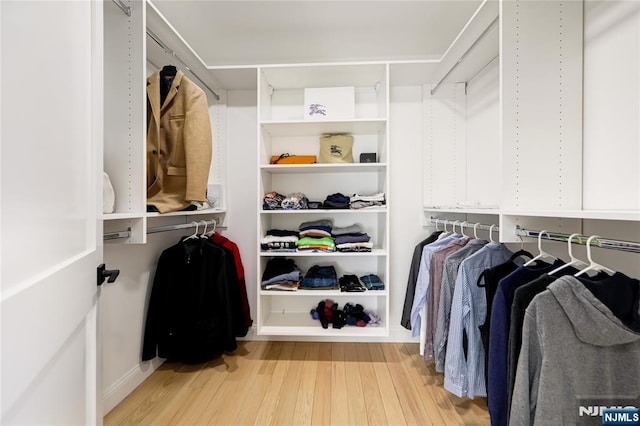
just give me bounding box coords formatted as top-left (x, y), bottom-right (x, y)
top-left (1, 0), bottom-right (638, 424)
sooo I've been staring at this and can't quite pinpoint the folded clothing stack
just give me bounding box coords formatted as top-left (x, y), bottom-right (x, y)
top-left (350, 192), bottom-right (385, 209)
top-left (296, 236), bottom-right (336, 252)
top-left (339, 275), bottom-right (366, 292)
top-left (261, 229), bottom-right (299, 252)
top-left (263, 191), bottom-right (285, 210)
top-left (332, 223), bottom-right (373, 252)
top-left (323, 193), bottom-right (350, 209)
top-left (301, 265), bottom-right (339, 289)
top-left (359, 274), bottom-right (385, 290)
top-left (260, 258), bottom-right (302, 291)
top-left (281, 192), bottom-right (309, 210)
top-left (297, 219), bottom-right (335, 252)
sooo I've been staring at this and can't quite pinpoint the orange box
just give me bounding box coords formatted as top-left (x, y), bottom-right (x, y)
top-left (270, 154), bottom-right (317, 164)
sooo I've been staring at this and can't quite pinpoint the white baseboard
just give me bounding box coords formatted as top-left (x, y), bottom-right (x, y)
top-left (102, 357), bottom-right (164, 415)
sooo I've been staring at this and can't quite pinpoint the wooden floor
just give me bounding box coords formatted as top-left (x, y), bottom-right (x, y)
top-left (105, 342), bottom-right (490, 426)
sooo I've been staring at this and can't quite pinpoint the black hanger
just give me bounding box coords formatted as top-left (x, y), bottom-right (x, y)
top-left (510, 249), bottom-right (533, 262)
top-left (160, 65), bottom-right (177, 78)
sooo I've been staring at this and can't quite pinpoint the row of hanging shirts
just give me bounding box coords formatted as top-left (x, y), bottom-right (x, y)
top-left (402, 219), bottom-right (640, 426)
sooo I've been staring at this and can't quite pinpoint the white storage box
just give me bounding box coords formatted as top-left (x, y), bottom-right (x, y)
top-left (304, 86), bottom-right (355, 120)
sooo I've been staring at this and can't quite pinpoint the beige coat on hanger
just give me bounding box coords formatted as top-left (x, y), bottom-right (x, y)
top-left (146, 70), bottom-right (212, 213)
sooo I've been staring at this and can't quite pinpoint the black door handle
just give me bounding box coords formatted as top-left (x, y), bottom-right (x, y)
top-left (97, 264), bottom-right (120, 286)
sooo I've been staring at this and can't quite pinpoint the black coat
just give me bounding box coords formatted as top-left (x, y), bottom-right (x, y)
top-left (142, 237), bottom-right (241, 363)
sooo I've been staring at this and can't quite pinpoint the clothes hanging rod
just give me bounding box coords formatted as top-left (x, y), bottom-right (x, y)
top-left (515, 228), bottom-right (640, 254)
top-left (146, 29), bottom-right (221, 101)
top-left (103, 219), bottom-right (221, 241)
top-left (429, 217), bottom-right (499, 233)
top-left (465, 54), bottom-right (499, 91)
top-left (431, 16), bottom-right (499, 96)
top-left (111, 0), bottom-right (131, 17)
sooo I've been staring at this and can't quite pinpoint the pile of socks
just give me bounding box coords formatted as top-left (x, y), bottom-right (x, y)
top-left (310, 299), bottom-right (347, 329)
top-left (343, 303), bottom-right (371, 327)
top-left (310, 300), bottom-right (381, 328)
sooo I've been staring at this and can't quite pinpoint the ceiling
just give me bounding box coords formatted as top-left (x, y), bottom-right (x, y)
top-left (151, 0), bottom-right (483, 67)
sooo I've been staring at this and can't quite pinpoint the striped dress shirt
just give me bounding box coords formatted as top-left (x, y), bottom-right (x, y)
top-left (444, 242), bottom-right (513, 399)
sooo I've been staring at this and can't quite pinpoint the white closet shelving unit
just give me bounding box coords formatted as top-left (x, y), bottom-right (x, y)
top-left (102, 0), bottom-right (228, 243)
top-left (419, 0), bottom-right (639, 240)
top-left (256, 63), bottom-right (391, 337)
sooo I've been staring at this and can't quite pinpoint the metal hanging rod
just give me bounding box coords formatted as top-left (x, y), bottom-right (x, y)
top-left (515, 228), bottom-right (640, 254)
top-left (146, 29), bottom-right (221, 101)
top-left (431, 16), bottom-right (499, 96)
top-left (429, 217), bottom-right (499, 233)
top-left (103, 218), bottom-right (220, 241)
top-left (111, 0), bottom-right (131, 17)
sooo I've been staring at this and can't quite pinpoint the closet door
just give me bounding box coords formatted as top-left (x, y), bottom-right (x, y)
top-left (1, 1), bottom-right (103, 424)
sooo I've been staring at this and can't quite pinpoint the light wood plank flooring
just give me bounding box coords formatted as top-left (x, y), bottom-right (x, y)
top-left (105, 342), bottom-right (490, 426)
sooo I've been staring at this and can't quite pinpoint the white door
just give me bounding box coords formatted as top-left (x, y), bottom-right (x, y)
top-left (1, 1), bottom-right (104, 424)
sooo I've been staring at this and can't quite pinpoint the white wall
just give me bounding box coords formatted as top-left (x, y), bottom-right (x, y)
top-left (388, 86), bottom-right (427, 340)
top-left (224, 90), bottom-right (259, 334)
top-left (101, 232), bottom-right (179, 413)
top-left (583, 0), bottom-right (640, 211)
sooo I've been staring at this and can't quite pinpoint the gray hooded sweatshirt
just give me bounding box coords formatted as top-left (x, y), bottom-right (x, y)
top-left (509, 275), bottom-right (640, 426)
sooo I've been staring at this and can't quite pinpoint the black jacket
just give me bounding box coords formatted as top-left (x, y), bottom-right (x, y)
top-left (142, 237), bottom-right (240, 363)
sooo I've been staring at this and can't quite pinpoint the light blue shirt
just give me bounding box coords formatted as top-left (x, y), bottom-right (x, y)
top-left (409, 233), bottom-right (463, 337)
top-left (444, 242), bottom-right (513, 399)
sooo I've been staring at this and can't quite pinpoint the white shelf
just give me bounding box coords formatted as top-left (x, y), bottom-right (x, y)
top-left (423, 206), bottom-right (500, 215)
top-left (261, 163), bottom-right (387, 174)
top-left (260, 119), bottom-right (386, 137)
top-left (260, 248), bottom-right (387, 257)
top-left (258, 312), bottom-right (387, 337)
top-left (502, 210), bottom-right (640, 221)
top-left (146, 208), bottom-right (226, 218)
top-left (261, 208), bottom-right (386, 214)
top-left (260, 289), bottom-right (388, 297)
top-left (102, 213), bottom-right (145, 220)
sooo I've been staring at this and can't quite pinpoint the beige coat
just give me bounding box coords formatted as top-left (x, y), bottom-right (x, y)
top-left (146, 70), bottom-right (212, 213)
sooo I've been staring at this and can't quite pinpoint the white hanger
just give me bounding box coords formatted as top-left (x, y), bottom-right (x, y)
top-left (574, 235), bottom-right (615, 277)
top-left (453, 220), bottom-right (460, 234)
top-left (460, 221), bottom-right (469, 237)
top-left (473, 222), bottom-right (480, 239)
top-left (200, 220), bottom-right (208, 238)
top-left (523, 230), bottom-right (557, 266)
top-left (443, 219), bottom-right (450, 233)
top-left (548, 233), bottom-right (588, 275)
top-left (205, 219), bottom-right (217, 237)
top-left (434, 219), bottom-right (440, 231)
top-left (184, 221), bottom-right (200, 241)
top-left (488, 224), bottom-right (496, 243)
